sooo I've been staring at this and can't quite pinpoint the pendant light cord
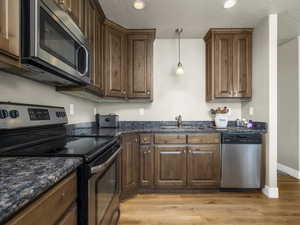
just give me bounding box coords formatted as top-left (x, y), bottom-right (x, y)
top-left (178, 29), bottom-right (181, 64)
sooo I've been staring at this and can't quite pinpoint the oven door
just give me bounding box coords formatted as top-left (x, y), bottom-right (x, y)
top-left (22, 0), bottom-right (89, 84)
top-left (88, 146), bottom-right (121, 225)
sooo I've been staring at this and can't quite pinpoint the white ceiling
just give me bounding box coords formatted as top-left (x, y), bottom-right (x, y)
top-left (99, 0), bottom-right (300, 43)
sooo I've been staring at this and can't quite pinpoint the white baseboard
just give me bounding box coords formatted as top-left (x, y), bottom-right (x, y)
top-left (262, 185), bottom-right (279, 198)
top-left (278, 163), bottom-right (300, 179)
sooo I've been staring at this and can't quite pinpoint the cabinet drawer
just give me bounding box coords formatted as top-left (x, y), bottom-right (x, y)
top-left (6, 173), bottom-right (77, 225)
top-left (155, 134), bottom-right (186, 144)
top-left (187, 134), bottom-right (220, 144)
top-left (140, 134), bottom-right (153, 145)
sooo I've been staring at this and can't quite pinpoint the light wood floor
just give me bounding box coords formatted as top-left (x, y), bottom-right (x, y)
top-left (119, 176), bottom-right (300, 225)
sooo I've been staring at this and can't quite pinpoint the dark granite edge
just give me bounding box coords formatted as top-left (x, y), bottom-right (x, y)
top-left (0, 157), bottom-right (82, 224)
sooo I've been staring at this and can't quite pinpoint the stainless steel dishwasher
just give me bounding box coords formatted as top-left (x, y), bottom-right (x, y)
top-left (221, 133), bottom-right (262, 189)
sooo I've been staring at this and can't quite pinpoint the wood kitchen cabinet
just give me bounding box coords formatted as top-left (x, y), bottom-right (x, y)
top-left (5, 173), bottom-right (77, 225)
top-left (155, 146), bottom-right (187, 188)
top-left (140, 145), bottom-right (154, 187)
top-left (187, 145), bottom-right (220, 188)
top-left (127, 30), bottom-right (155, 100)
top-left (121, 134), bottom-right (140, 197)
top-left (0, 0), bottom-right (20, 60)
top-left (204, 28), bottom-right (253, 101)
top-left (104, 20), bottom-right (128, 98)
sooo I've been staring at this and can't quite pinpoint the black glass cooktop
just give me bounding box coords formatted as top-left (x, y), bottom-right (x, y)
top-left (0, 127), bottom-right (118, 162)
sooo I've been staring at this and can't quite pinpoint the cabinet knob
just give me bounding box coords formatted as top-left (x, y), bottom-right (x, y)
top-left (122, 89), bottom-right (126, 95)
top-left (143, 138), bottom-right (147, 141)
top-left (146, 90), bottom-right (151, 95)
top-left (135, 138), bottom-right (138, 143)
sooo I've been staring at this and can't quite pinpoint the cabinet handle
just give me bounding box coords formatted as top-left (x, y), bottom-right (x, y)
top-left (135, 138), bottom-right (138, 143)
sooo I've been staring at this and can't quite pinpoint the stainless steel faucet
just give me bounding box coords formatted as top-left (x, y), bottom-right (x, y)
top-left (175, 115), bottom-right (183, 128)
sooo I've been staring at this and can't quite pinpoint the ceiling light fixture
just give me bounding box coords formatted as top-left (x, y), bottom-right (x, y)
top-left (224, 0), bottom-right (238, 9)
top-left (176, 28), bottom-right (184, 76)
top-left (134, 0), bottom-right (145, 10)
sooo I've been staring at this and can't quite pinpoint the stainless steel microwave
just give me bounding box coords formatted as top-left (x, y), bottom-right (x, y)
top-left (21, 0), bottom-right (90, 86)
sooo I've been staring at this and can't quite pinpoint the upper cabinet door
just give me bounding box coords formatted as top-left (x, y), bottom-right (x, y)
top-left (127, 32), bottom-right (155, 100)
top-left (233, 33), bottom-right (252, 98)
top-left (93, 12), bottom-right (105, 92)
top-left (214, 34), bottom-right (234, 98)
top-left (205, 28), bottom-right (253, 101)
top-left (85, 0), bottom-right (96, 84)
top-left (104, 23), bottom-right (127, 98)
top-left (0, 0), bottom-right (19, 58)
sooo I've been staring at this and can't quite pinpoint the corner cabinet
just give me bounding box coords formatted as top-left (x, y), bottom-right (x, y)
top-left (204, 28), bottom-right (253, 101)
top-left (104, 20), bottom-right (128, 98)
top-left (127, 30), bottom-right (155, 100)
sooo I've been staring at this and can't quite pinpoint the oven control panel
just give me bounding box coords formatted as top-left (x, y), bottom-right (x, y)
top-left (0, 102), bottom-right (68, 129)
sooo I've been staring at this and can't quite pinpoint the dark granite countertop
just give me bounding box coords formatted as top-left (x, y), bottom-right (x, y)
top-left (0, 157), bottom-right (82, 224)
top-left (70, 125), bottom-right (267, 137)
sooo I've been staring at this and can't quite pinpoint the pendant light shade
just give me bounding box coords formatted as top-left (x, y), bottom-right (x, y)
top-left (176, 62), bottom-right (184, 76)
top-left (134, 0), bottom-right (145, 10)
top-left (223, 0), bottom-right (238, 8)
top-left (176, 28), bottom-right (184, 75)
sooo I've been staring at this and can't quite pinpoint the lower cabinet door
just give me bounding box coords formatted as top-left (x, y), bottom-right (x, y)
top-left (121, 135), bottom-right (140, 194)
top-left (187, 145), bottom-right (220, 188)
top-left (155, 146), bottom-right (187, 188)
top-left (140, 145), bottom-right (154, 187)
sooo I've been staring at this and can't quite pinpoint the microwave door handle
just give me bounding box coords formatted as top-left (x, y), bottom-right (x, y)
top-left (76, 45), bottom-right (89, 77)
top-left (82, 45), bottom-right (89, 77)
top-left (90, 147), bottom-right (121, 175)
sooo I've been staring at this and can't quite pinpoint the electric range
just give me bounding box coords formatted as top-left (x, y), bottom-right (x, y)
top-left (0, 102), bottom-right (121, 225)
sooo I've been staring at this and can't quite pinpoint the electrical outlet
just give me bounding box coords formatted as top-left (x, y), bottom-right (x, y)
top-left (70, 104), bottom-right (74, 116)
top-left (249, 107), bottom-right (254, 116)
top-left (139, 108), bottom-right (145, 116)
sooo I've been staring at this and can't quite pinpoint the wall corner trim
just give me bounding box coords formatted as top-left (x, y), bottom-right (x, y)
top-left (278, 163), bottom-right (300, 179)
top-left (262, 185), bottom-right (279, 198)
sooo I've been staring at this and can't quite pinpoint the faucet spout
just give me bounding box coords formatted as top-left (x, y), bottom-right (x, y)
top-left (175, 115), bottom-right (183, 128)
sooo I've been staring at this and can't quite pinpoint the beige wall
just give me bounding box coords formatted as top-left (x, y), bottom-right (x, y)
top-left (0, 72), bottom-right (98, 124)
top-left (278, 38), bottom-right (299, 171)
top-left (242, 15), bottom-right (278, 197)
top-left (98, 39), bottom-right (242, 121)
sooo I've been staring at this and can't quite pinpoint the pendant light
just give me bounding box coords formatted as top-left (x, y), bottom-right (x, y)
top-left (223, 0), bottom-right (238, 9)
top-left (176, 28), bottom-right (184, 75)
top-left (134, 0), bottom-right (146, 10)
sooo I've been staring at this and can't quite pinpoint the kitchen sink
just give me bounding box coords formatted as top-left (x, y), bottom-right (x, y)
top-left (159, 125), bottom-right (195, 129)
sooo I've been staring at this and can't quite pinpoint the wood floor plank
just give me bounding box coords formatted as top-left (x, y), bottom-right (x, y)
top-left (119, 175), bottom-right (300, 225)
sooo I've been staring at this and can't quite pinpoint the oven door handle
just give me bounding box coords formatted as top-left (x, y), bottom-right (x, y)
top-left (90, 147), bottom-right (122, 175)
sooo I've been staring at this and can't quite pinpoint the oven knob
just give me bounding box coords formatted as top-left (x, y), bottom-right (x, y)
top-left (56, 112), bottom-right (61, 118)
top-left (0, 109), bottom-right (9, 119)
top-left (9, 110), bottom-right (20, 119)
top-left (62, 112), bottom-right (66, 117)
